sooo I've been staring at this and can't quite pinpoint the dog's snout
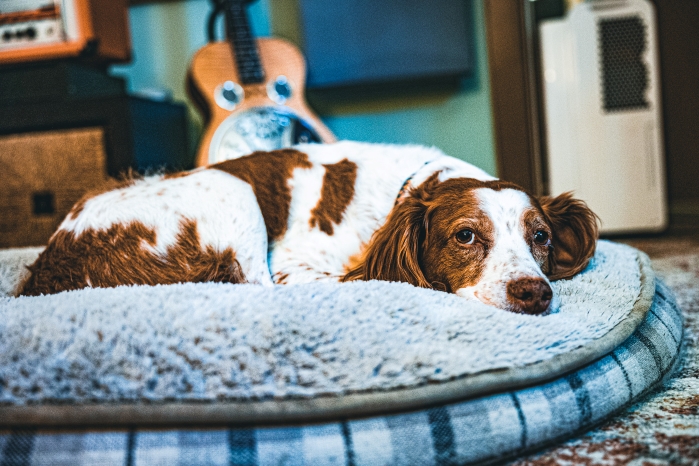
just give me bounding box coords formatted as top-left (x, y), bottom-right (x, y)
top-left (507, 278), bottom-right (552, 314)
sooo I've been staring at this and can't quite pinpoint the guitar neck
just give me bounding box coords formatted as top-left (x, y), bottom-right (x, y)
top-left (224, 0), bottom-right (265, 84)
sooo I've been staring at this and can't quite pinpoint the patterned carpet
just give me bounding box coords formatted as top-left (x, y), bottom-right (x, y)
top-left (512, 236), bottom-right (699, 465)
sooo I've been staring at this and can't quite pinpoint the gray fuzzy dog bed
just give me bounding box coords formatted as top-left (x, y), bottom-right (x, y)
top-left (0, 241), bottom-right (684, 464)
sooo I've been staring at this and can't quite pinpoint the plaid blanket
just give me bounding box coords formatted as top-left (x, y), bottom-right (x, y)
top-left (0, 280), bottom-right (682, 465)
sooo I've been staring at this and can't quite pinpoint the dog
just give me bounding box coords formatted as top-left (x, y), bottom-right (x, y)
top-left (19, 141), bottom-right (598, 314)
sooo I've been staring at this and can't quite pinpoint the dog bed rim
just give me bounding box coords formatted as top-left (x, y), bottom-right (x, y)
top-left (0, 251), bottom-right (655, 427)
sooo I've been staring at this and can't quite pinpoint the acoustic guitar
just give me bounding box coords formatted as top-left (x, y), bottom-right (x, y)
top-left (187, 0), bottom-right (335, 167)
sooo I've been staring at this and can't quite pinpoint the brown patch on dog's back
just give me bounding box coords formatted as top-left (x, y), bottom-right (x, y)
top-left (20, 219), bottom-right (245, 296)
top-left (211, 149), bottom-right (313, 241)
top-left (309, 159), bottom-right (357, 235)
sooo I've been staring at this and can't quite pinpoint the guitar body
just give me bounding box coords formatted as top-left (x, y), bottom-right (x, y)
top-left (188, 37), bottom-right (336, 167)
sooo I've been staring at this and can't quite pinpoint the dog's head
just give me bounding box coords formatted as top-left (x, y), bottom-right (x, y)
top-left (344, 175), bottom-right (599, 314)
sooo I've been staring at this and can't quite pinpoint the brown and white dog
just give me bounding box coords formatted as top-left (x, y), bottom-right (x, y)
top-left (20, 141), bottom-right (598, 314)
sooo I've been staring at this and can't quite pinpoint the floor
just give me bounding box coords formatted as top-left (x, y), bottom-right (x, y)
top-left (510, 233), bottom-right (699, 465)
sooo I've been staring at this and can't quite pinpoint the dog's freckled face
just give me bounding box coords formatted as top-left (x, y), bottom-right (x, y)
top-left (425, 184), bottom-right (555, 314)
top-left (19, 141), bottom-right (598, 315)
top-left (343, 175), bottom-right (599, 314)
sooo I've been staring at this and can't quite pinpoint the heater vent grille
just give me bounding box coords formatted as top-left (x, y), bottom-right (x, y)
top-left (598, 16), bottom-right (649, 112)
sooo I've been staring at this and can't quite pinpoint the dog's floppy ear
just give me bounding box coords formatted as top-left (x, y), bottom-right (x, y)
top-left (342, 195), bottom-right (431, 288)
top-left (539, 192), bottom-right (599, 280)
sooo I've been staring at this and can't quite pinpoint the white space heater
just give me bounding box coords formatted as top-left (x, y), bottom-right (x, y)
top-left (539, 0), bottom-right (667, 234)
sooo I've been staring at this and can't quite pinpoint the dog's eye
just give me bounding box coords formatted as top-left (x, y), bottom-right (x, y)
top-left (534, 230), bottom-right (550, 245)
top-left (455, 229), bottom-right (475, 244)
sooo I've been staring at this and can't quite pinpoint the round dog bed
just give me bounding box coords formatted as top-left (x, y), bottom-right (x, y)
top-left (0, 241), bottom-right (683, 464)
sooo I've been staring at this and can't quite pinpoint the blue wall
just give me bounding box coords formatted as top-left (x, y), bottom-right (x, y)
top-left (111, 0), bottom-right (496, 175)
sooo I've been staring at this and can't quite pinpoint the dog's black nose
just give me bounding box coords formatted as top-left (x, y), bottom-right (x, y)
top-left (507, 278), bottom-right (552, 314)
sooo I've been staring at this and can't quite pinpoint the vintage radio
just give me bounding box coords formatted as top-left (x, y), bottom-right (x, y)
top-left (0, 0), bottom-right (131, 65)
